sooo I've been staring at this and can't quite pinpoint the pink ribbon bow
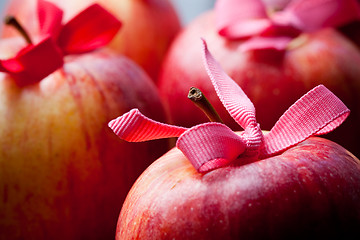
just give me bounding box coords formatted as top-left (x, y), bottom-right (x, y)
top-left (215, 0), bottom-right (360, 51)
top-left (109, 39), bottom-right (350, 173)
top-left (0, 0), bottom-right (121, 86)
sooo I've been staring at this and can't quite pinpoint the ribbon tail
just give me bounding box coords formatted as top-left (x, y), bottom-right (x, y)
top-left (108, 109), bottom-right (187, 142)
top-left (177, 122), bottom-right (246, 173)
top-left (262, 85), bottom-right (350, 157)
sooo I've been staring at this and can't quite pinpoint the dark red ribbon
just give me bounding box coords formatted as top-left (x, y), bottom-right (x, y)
top-left (0, 0), bottom-right (121, 86)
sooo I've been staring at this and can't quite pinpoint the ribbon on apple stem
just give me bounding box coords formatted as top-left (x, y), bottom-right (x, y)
top-left (0, 0), bottom-right (121, 86)
top-left (109, 39), bottom-right (350, 173)
top-left (214, 0), bottom-right (360, 51)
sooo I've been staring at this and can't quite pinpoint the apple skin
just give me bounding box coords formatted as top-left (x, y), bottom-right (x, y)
top-left (116, 135), bottom-right (360, 239)
top-left (158, 11), bottom-right (360, 157)
top-left (0, 37), bottom-right (169, 240)
top-left (1, 0), bottom-right (181, 81)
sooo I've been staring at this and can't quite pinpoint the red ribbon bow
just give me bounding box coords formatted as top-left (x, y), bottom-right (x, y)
top-left (215, 0), bottom-right (360, 51)
top-left (0, 0), bottom-right (121, 86)
top-left (109, 39), bottom-right (350, 173)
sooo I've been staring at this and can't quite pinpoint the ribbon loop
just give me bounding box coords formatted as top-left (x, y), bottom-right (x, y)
top-left (38, 0), bottom-right (63, 37)
top-left (57, 3), bottom-right (122, 54)
top-left (262, 84), bottom-right (350, 156)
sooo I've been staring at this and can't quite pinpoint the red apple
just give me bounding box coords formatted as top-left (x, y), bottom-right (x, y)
top-left (116, 137), bottom-right (360, 239)
top-left (1, 0), bottom-right (181, 81)
top-left (158, 1), bottom-right (360, 157)
top-left (111, 40), bottom-right (360, 239)
top-left (0, 3), bottom-right (169, 240)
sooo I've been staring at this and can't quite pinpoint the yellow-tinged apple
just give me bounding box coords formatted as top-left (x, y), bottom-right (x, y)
top-left (0, 37), bottom-right (169, 240)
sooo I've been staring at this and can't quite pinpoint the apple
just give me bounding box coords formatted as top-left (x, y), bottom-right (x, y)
top-left (1, 0), bottom-right (181, 81)
top-left (110, 40), bottom-right (360, 239)
top-left (158, 0), bottom-right (360, 157)
top-left (115, 137), bottom-right (360, 239)
top-left (0, 2), bottom-right (169, 240)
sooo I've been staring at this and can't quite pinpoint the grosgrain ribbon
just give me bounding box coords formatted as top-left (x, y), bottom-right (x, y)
top-left (215, 0), bottom-right (360, 51)
top-left (0, 0), bottom-right (121, 86)
top-left (108, 39), bottom-right (350, 173)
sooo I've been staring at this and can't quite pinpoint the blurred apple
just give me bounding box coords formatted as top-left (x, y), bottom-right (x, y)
top-left (1, 0), bottom-right (181, 81)
top-left (158, 6), bottom-right (360, 156)
top-left (116, 136), bottom-right (360, 239)
top-left (0, 21), bottom-right (169, 240)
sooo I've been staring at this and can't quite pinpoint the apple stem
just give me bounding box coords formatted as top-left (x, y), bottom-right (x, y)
top-left (4, 16), bottom-right (32, 44)
top-left (188, 87), bottom-right (223, 123)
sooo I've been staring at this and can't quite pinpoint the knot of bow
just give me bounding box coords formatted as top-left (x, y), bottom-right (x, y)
top-left (109, 39), bottom-right (349, 173)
